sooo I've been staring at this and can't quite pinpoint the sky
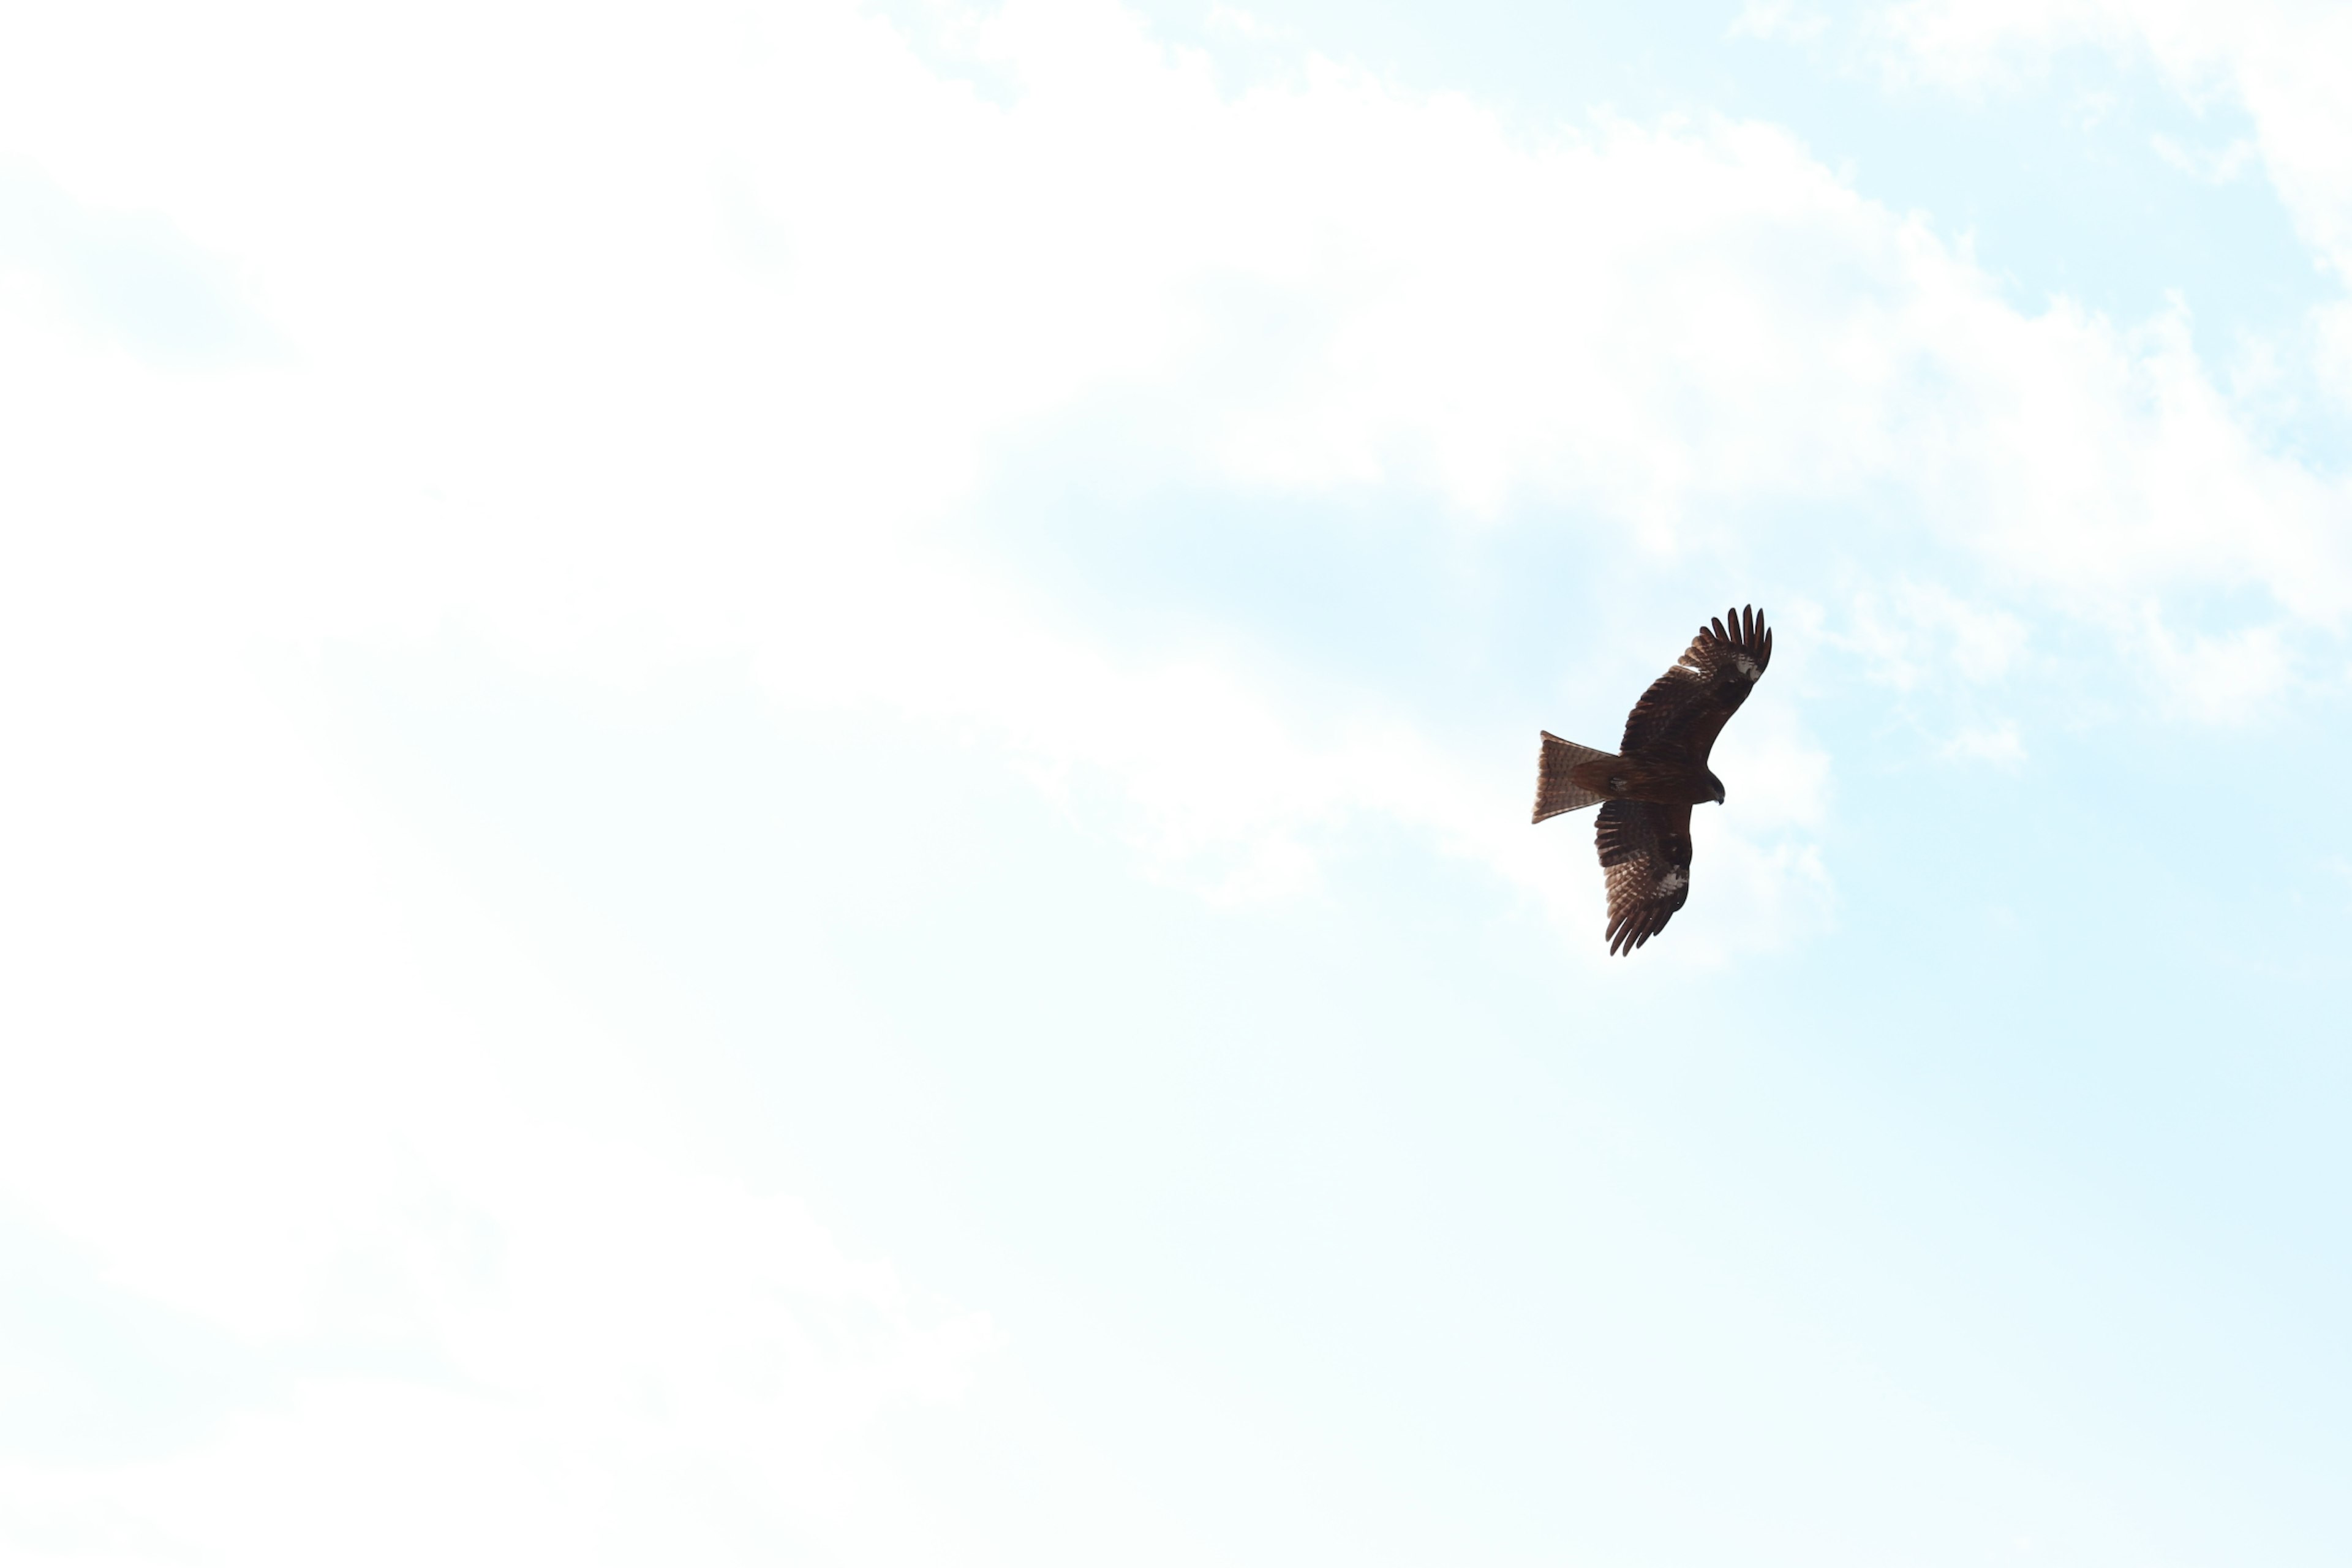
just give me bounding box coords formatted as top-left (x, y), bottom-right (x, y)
top-left (4, 0), bottom-right (2352, 1562)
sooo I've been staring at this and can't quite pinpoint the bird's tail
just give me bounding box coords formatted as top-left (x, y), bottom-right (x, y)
top-left (1532, 733), bottom-right (1618, 823)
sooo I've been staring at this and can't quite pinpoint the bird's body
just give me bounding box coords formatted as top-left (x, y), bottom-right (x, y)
top-left (1532, 606), bottom-right (1773, 954)
top-left (1551, 747), bottom-right (1721, 808)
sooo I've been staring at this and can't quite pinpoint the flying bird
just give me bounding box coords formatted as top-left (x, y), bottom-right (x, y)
top-left (1532, 606), bottom-right (1773, 954)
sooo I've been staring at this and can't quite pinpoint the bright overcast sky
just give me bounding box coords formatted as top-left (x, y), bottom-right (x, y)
top-left (6, 1), bottom-right (2352, 1563)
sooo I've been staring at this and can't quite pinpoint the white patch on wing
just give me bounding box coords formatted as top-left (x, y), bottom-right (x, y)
top-left (1656, 870), bottom-right (1687, 894)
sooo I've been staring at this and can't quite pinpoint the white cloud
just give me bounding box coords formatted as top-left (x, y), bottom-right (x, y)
top-left (7, 0), bottom-right (2340, 972)
top-left (1729, 0), bottom-right (1832, 43)
top-left (1844, 582), bottom-right (2031, 691)
top-left (2132, 606), bottom-right (2295, 721)
top-left (1863, 0), bottom-right (2352, 470)
top-left (1206, 2), bottom-right (1298, 44)
top-left (0, 0), bottom-right (2332, 1051)
top-left (2149, 129), bottom-right (2257, 182)
top-left (4, 0), bottom-right (2333, 721)
top-left (0, 640), bottom-right (998, 1565)
top-left (1942, 722), bottom-right (2027, 765)
top-left (1866, 0), bottom-right (2151, 94)
top-left (1870, 0), bottom-right (2352, 285)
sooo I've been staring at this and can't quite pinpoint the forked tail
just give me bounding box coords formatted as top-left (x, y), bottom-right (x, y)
top-left (1532, 732), bottom-right (1618, 823)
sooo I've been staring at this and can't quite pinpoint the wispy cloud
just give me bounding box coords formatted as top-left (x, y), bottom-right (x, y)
top-left (1728, 0), bottom-right (1830, 43)
top-left (1942, 722), bottom-right (2027, 765)
top-left (2150, 130), bottom-right (2258, 183)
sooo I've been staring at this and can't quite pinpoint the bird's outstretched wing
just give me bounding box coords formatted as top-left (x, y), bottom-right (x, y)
top-left (1596, 799), bottom-right (1692, 955)
top-left (1619, 605), bottom-right (1772, 764)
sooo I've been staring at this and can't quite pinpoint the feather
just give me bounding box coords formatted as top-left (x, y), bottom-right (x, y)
top-left (1618, 606), bottom-right (1772, 764)
top-left (1533, 732), bottom-right (1618, 821)
top-left (1596, 800), bottom-right (1694, 955)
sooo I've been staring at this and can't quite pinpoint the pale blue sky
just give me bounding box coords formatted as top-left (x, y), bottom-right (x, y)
top-left (4, 1), bottom-right (2352, 1563)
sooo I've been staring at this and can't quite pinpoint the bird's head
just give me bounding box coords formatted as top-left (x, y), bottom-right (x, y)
top-left (1706, 771), bottom-right (1727, 805)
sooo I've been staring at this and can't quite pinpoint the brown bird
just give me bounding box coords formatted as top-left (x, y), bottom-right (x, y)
top-left (1532, 606), bottom-right (1773, 954)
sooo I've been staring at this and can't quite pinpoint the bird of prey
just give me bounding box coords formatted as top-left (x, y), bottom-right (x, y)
top-left (1532, 606), bottom-right (1773, 954)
